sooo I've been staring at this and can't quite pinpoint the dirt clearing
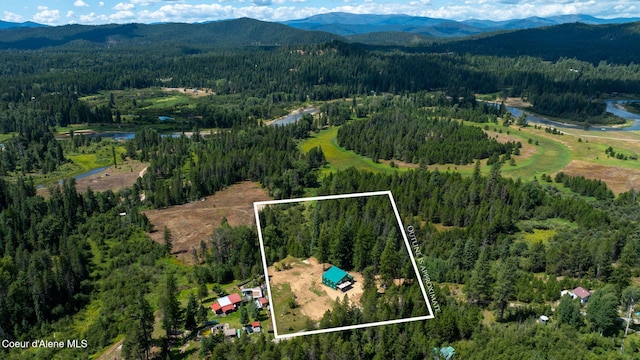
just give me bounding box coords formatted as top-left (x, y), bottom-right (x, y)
top-left (76, 160), bottom-right (147, 193)
top-left (268, 257), bottom-right (364, 323)
top-left (162, 87), bottom-right (213, 97)
top-left (37, 160), bottom-right (148, 197)
top-left (504, 97), bottom-right (533, 108)
top-left (144, 181), bottom-right (270, 264)
top-left (558, 160), bottom-right (640, 194)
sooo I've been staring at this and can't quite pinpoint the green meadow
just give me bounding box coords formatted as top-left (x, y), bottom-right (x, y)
top-left (298, 126), bottom-right (405, 177)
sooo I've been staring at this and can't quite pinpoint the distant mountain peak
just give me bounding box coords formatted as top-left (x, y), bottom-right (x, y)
top-left (282, 12), bottom-right (640, 38)
top-left (0, 20), bottom-right (48, 30)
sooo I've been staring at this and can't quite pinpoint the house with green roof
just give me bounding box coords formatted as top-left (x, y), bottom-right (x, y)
top-left (322, 266), bottom-right (354, 291)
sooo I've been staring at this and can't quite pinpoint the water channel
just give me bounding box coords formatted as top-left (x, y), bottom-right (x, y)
top-left (269, 106), bottom-right (319, 126)
top-left (502, 100), bottom-right (640, 131)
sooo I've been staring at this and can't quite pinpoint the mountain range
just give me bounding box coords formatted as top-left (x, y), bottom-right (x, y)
top-left (2, 12), bottom-right (640, 37)
top-left (0, 19), bottom-right (341, 50)
top-left (1, 14), bottom-right (640, 65)
top-left (282, 12), bottom-right (640, 37)
top-left (0, 20), bottom-right (47, 30)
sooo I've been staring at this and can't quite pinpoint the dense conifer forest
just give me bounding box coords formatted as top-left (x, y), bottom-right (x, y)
top-left (1, 18), bottom-right (640, 359)
top-left (336, 107), bottom-right (520, 165)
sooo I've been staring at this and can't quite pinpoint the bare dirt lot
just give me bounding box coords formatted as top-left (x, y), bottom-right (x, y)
top-left (162, 87), bottom-right (213, 97)
top-left (37, 160), bottom-right (148, 197)
top-left (504, 97), bottom-right (533, 108)
top-left (268, 257), bottom-right (364, 322)
top-left (557, 160), bottom-right (640, 194)
top-left (144, 181), bottom-right (270, 264)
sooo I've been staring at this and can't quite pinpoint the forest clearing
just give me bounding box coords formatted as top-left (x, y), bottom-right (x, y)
top-left (36, 159), bottom-right (148, 196)
top-left (145, 181), bottom-right (270, 264)
top-left (268, 256), bottom-right (365, 331)
top-left (298, 125), bottom-right (405, 176)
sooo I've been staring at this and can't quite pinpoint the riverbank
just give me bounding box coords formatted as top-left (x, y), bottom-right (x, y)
top-left (492, 98), bottom-right (640, 131)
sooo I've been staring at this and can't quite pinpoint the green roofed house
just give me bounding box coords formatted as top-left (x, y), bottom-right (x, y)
top-left (322, 266), bottom-right (354, 292)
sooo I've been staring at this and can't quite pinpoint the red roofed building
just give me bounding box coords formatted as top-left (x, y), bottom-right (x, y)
top-left (211, 293), bottom-right (243, 314)
top-left (572, 286), bottom-right (591, 304)
top-left (211, 302), bottom-right (222, 313)
top-left (255, 297), bottom-right (269, 309)
top-left (251, 322), bottom-right (261, 333)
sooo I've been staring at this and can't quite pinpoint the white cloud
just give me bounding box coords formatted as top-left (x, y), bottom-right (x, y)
top-left (23, 0), bottom-right (640, 25)
top-left (110, 10), bottom-right (137, 22)
top-left (3, 11), bottom-right (25, 22)
top-left (79, 12), bottom-right (109, 23)
top-left (114, 2), bottom-right (136, 11)
top-left (33, 7), bottom-right (61, 25)
top-left (74, 0), bottom-right (89, 7)
top-left (67, 11), bottom-right (76, 17)
top-left (131, 0), bottom-right (162, 6)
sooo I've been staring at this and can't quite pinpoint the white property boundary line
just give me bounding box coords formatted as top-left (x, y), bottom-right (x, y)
top-left (253, 190), bottom-right (435, 340)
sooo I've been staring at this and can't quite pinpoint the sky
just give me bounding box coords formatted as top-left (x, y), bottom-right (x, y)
top-left (2, 0), bottom-right (639, 26)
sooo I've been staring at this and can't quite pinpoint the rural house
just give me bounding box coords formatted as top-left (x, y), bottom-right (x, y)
top-left (241, 287), bottom-right (263, 300)
top-left (255, 297), bottom-right (269, 309)
top-left (211, 293), bottom-right (243, 314)
top-left (571, 286), bottom-right (591, 304)
top-left (251, 322), bottom-right (262, 333)
top-left (322, 266), bottom-right (354, 292)
top-left (560, 286), bottom-right (592, 304)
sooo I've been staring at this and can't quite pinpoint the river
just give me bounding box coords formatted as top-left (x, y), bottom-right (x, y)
top-left (269, 106), bottom-right (319, 126)
top-left (36, 165), bottom-right (112, 189)
top-left (498, 100), bottom-right (640, 131)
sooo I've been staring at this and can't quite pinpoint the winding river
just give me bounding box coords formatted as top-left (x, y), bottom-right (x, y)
top-left (503, 100), bottom-right (640, 132)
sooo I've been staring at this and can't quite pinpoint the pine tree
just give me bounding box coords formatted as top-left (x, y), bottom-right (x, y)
top-left (197, 283), bottom-right (209, 300)
top-left (466, 247), bottom-right (492, 303)
top-left (163, 226), bottom-right (172, 254)
top-left (122, 290), bottom-right (154, 360)
top-left (379, 237), bottom-right (396, 286)
top-left (239, 305), bottom-right (249, 325)
top-left (492, 257), bottom-right (517, 320)
top-left (249, 300), bottom-right (261, 321)
top-left (159, 273), bottom-right (181, 338)
top-left (185, 292), bottom-right (198, 331)
top-left (462, 238), bottom-right (478, 271)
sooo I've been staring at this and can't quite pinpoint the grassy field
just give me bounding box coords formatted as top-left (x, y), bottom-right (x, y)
top-left (299, 114), bottom-right (640, 195)
top-left (30, 143), bottom-right (127, 186)
top-left (0, 132), bottom-right (16, 143)
top-left (520, 229), bottom-right (557, 245)
top-left (498, 128), bottom-right (571, 180)
top-left (298, 126), bottom-right (405, 177)
top-left (300, 122), bottom-right (573, 183)
top-left (270, 282), bottom-right (312, 334)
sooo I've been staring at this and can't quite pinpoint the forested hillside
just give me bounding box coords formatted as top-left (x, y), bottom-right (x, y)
top-left (421, 21), bottom-right (640, 65)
